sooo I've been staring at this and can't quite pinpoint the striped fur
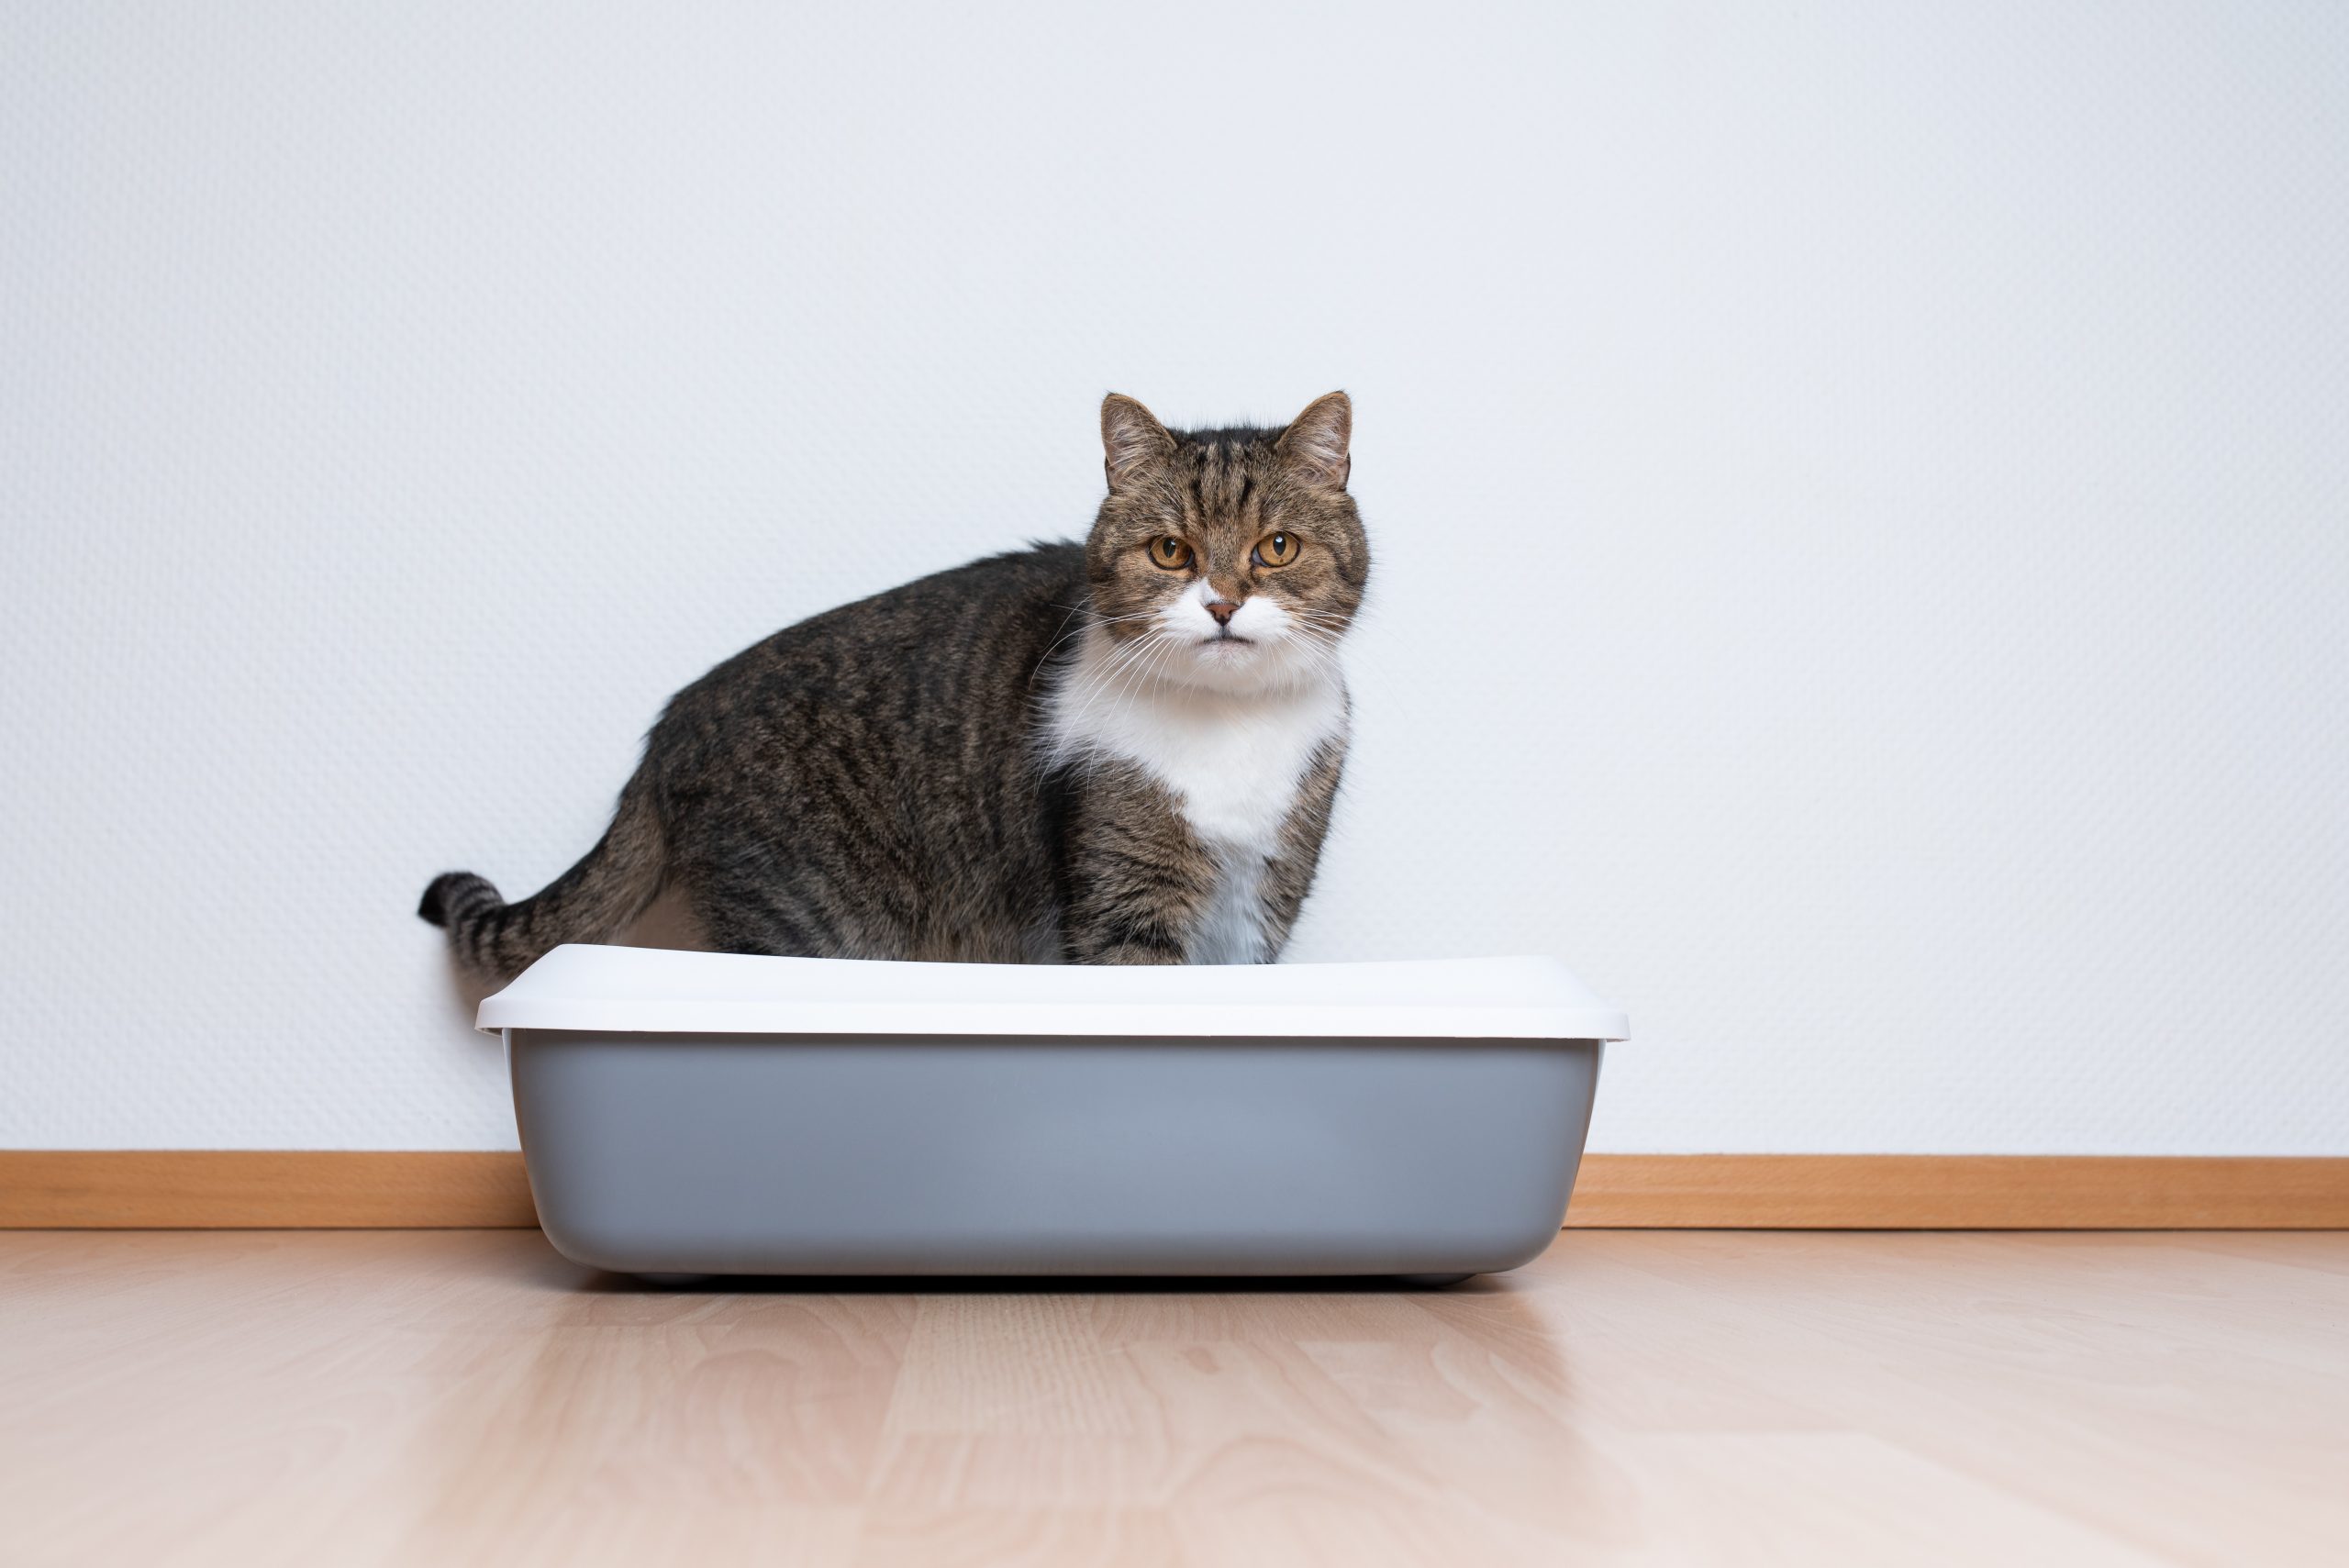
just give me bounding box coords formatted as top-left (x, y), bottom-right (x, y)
top-left (420, 393), bottom-right (1370, 979)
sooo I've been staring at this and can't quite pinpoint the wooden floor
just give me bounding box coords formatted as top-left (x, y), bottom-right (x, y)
top-left (1, 1231), bottom-right (2343, 1566)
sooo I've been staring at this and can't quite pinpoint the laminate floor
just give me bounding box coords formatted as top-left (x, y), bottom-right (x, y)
top-left (1, 1229), bottom-right (2342, 1566)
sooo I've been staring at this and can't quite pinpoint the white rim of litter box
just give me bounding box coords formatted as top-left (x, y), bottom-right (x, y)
top-left (476, 944), bottom-right (1629, 1042)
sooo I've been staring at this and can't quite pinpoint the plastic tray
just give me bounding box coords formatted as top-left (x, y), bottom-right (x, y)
top-left (481, 945), bottom-right (1627, 1283)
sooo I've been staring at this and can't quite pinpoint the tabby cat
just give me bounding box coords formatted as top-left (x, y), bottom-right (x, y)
top-left (419, 391), bottom-right (1368, 975)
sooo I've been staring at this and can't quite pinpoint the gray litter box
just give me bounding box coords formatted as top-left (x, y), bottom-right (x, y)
top-left (480, 944), bottom-right (1628, 1283)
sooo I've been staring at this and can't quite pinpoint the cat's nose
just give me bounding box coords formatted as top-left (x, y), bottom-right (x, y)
top-left (1206, 599), bottom-right (1239, 626)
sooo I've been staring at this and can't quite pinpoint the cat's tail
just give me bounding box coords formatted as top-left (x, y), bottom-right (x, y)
top-left (417, 775), bottom-right (665, 982)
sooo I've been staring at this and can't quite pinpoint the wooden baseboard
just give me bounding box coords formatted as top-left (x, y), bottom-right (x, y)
top-left (1565, 1155), bottom-right (2349, 1229)
top-left (2, 1151), bottom-right (2343, 1230)
top-left (0, 1151), bottom-right (539, 1229)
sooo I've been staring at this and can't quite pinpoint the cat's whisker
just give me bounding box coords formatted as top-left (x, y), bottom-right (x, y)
top-left (1053, 628), bottom-right (1175, 742)
top-left (1106, 634), bottom-right (1196, 736)
top-left (1029, 608), bottom-right (1170, 687)
top-left (1091, 646), bottom-right (1163, 737)
top-left (1076, 636), bottom-right (1160, 717)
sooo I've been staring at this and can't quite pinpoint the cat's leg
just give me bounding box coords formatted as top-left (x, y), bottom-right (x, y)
top-left (679, 854), bottom-right (841, 959)
top-left (1255, 740), bottom-right (1346, 961)
top-left (1060, 762), bottom-right (1218, 964)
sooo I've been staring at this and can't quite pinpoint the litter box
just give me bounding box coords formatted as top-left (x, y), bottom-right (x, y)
top-left (480, 945), bottom-right (1628, 1284)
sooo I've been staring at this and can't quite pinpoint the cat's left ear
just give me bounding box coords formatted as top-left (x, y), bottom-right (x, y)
top-left (1276, 391), bottom-right (1352, 490)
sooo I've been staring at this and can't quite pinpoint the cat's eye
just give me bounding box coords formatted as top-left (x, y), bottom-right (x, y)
top-left (1252, 532), bottom-right (1300, 568)
top-left (1148, 537), bottom-right (1194, 571)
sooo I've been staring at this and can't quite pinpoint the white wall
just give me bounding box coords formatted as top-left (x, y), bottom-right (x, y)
top-left (4, 2), bottom-right (2344, 1153)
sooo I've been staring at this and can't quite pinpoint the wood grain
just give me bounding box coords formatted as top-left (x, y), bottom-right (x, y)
top-left (3, 1151), bottom-right (2344, 1229)
top-left (1566, 1153), bottom-right (2349, 1229)
top-left (0, 1151), bottom-right (538, 1228)
top-left (1, 1229), bottom-right (2343, 1565)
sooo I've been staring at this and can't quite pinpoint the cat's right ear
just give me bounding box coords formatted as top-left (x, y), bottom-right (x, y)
top-left (1101, 395), bottom-right (1175, 492)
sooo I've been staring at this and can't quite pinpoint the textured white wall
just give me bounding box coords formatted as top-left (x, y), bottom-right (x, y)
top-left (4, 3), bottom-right (2344, 1152)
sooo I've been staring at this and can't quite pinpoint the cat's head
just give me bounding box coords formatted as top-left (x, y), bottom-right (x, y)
top-left (1085, 392), bottom-right (1370, 695)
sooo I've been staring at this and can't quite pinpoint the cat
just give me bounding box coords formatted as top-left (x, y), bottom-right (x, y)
top-left (419, 391), bottom-right (1368, 976)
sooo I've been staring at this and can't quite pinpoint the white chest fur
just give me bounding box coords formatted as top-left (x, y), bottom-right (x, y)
top-left (1041, 629), bottom-right (1349, 961)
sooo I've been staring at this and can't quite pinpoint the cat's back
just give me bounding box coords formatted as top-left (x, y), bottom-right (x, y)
top-left (641, 541), bottom-right (1087, 959)
top-left (653, 539), bottom-right (1086, 762)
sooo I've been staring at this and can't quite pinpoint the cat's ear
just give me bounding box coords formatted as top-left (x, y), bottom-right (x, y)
top-left (1101, 394), bottom-right (1175, 492)
top-left (1276, 391), bottom-right (1352, 490)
